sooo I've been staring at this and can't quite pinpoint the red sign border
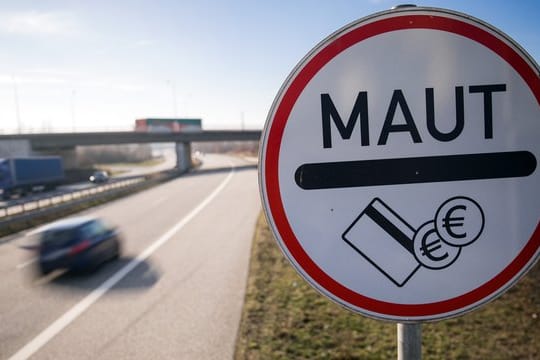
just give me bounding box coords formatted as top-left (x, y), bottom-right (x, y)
top-left (262, 10), bottom-right (540, 319)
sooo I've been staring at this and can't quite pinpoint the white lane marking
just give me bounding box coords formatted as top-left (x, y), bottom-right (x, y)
top-left (8, 163), bottom-right (235, 360)
top-left (16, 258), bottom-right (37, 270)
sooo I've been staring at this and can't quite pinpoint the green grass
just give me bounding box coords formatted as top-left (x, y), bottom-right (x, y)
top-left (235, 213), bottom-right (540, 360)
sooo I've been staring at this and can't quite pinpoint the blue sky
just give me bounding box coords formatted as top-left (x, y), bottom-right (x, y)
top-left (0, 0), bottom-right (538, 133)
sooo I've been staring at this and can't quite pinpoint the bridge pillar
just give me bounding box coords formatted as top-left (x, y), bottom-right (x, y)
top-left (175, 142), bottom-right (192, 172)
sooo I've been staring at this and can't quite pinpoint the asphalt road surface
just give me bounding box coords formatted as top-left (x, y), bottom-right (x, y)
top-left (0, 154), bottom-right (260, 360)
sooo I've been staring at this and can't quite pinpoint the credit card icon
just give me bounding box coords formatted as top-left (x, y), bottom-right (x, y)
top-left (342, 198), bottom-right (421, 287)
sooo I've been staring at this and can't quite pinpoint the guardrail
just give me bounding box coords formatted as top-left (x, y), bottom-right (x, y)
top-left (0, 178), bottom-right (145, 219)
top-left (0, 169), bottom-right (182, 226)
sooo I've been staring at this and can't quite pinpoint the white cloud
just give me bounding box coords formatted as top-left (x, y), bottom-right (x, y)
top-left (0, 74), bottom-right (66, 85)
top-left (0, 73), bottom-right (142, 92)
top-left (23, 68), bottom-right (80, 77)
top-left (81, 79), bottom-right (144, 92)
top-left (0, 11), bottom-right (79, 36)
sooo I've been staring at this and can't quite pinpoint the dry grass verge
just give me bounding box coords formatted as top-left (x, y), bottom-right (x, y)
top-left (235, 213), bottom-right (540, 360)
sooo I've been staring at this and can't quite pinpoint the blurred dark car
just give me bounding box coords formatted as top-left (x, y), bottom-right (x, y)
top-left (89, 171), bottom-right (109, 183)
top-left (37, 217), bottom-right (121, 275)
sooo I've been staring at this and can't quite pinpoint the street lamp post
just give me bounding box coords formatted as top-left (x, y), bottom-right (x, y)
top-left (12, 76), bottom-right (22, 133)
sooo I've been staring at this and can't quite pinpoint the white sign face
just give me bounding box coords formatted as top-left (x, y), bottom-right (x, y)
top-left (259, 7), bottom-right (540, 321)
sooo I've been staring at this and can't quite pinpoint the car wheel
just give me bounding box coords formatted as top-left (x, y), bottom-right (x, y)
top-left (111, 240), bottom-right (120, 261)
top-left (39, 265), bottom-right (51, 276)
top-left (86, 254), bottom-right (102, 273)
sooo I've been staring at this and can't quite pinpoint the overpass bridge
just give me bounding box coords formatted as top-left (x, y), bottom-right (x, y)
top-left (0, 130), bottom-right (261, 171)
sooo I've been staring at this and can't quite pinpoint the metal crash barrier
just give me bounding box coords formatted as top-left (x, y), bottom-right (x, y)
top-left (0, 170), bottom-right (179, 226)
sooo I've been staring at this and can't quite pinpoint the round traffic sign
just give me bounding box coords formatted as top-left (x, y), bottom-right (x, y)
top-left (259, 6), bottom-right (540, 321)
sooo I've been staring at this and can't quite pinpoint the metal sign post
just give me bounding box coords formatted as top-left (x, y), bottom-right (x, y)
top-left (397, 323), bottom-right (422, 360)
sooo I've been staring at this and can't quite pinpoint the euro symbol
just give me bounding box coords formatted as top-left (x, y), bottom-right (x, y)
top-left (442, 205), bottom-right (466, 239)
top-left (435, 197), bottom-right (484, 247)
top-left (419, 228), bottom-right (448, 261)
top-left (413, 221), bottom-right (461, 270)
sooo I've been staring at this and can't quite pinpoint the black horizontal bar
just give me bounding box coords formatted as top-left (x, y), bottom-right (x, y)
top-left (295, 151), bottom-right (536, 190)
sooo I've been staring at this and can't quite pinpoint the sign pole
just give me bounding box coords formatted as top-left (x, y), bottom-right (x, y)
top-left (397, 323), bottom-right (422, 360)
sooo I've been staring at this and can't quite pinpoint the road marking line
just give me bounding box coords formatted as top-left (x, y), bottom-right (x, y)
top-left (8, 163), bottom-right (235, 360)
top-left (16, 258), bottom-right (37, 270)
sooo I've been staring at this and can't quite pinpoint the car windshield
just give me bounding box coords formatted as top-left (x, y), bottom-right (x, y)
top-left (80, 221), bottom-right (108, 238)
top-left (41, 228), bottom-right (78, 248)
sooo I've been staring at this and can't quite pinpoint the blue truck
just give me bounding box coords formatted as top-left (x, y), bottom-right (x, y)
top-left (0, 156), bottom-right (65, 200)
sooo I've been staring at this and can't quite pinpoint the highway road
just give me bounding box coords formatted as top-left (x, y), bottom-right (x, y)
top-left (0, 154), bottom-right (260, 360)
